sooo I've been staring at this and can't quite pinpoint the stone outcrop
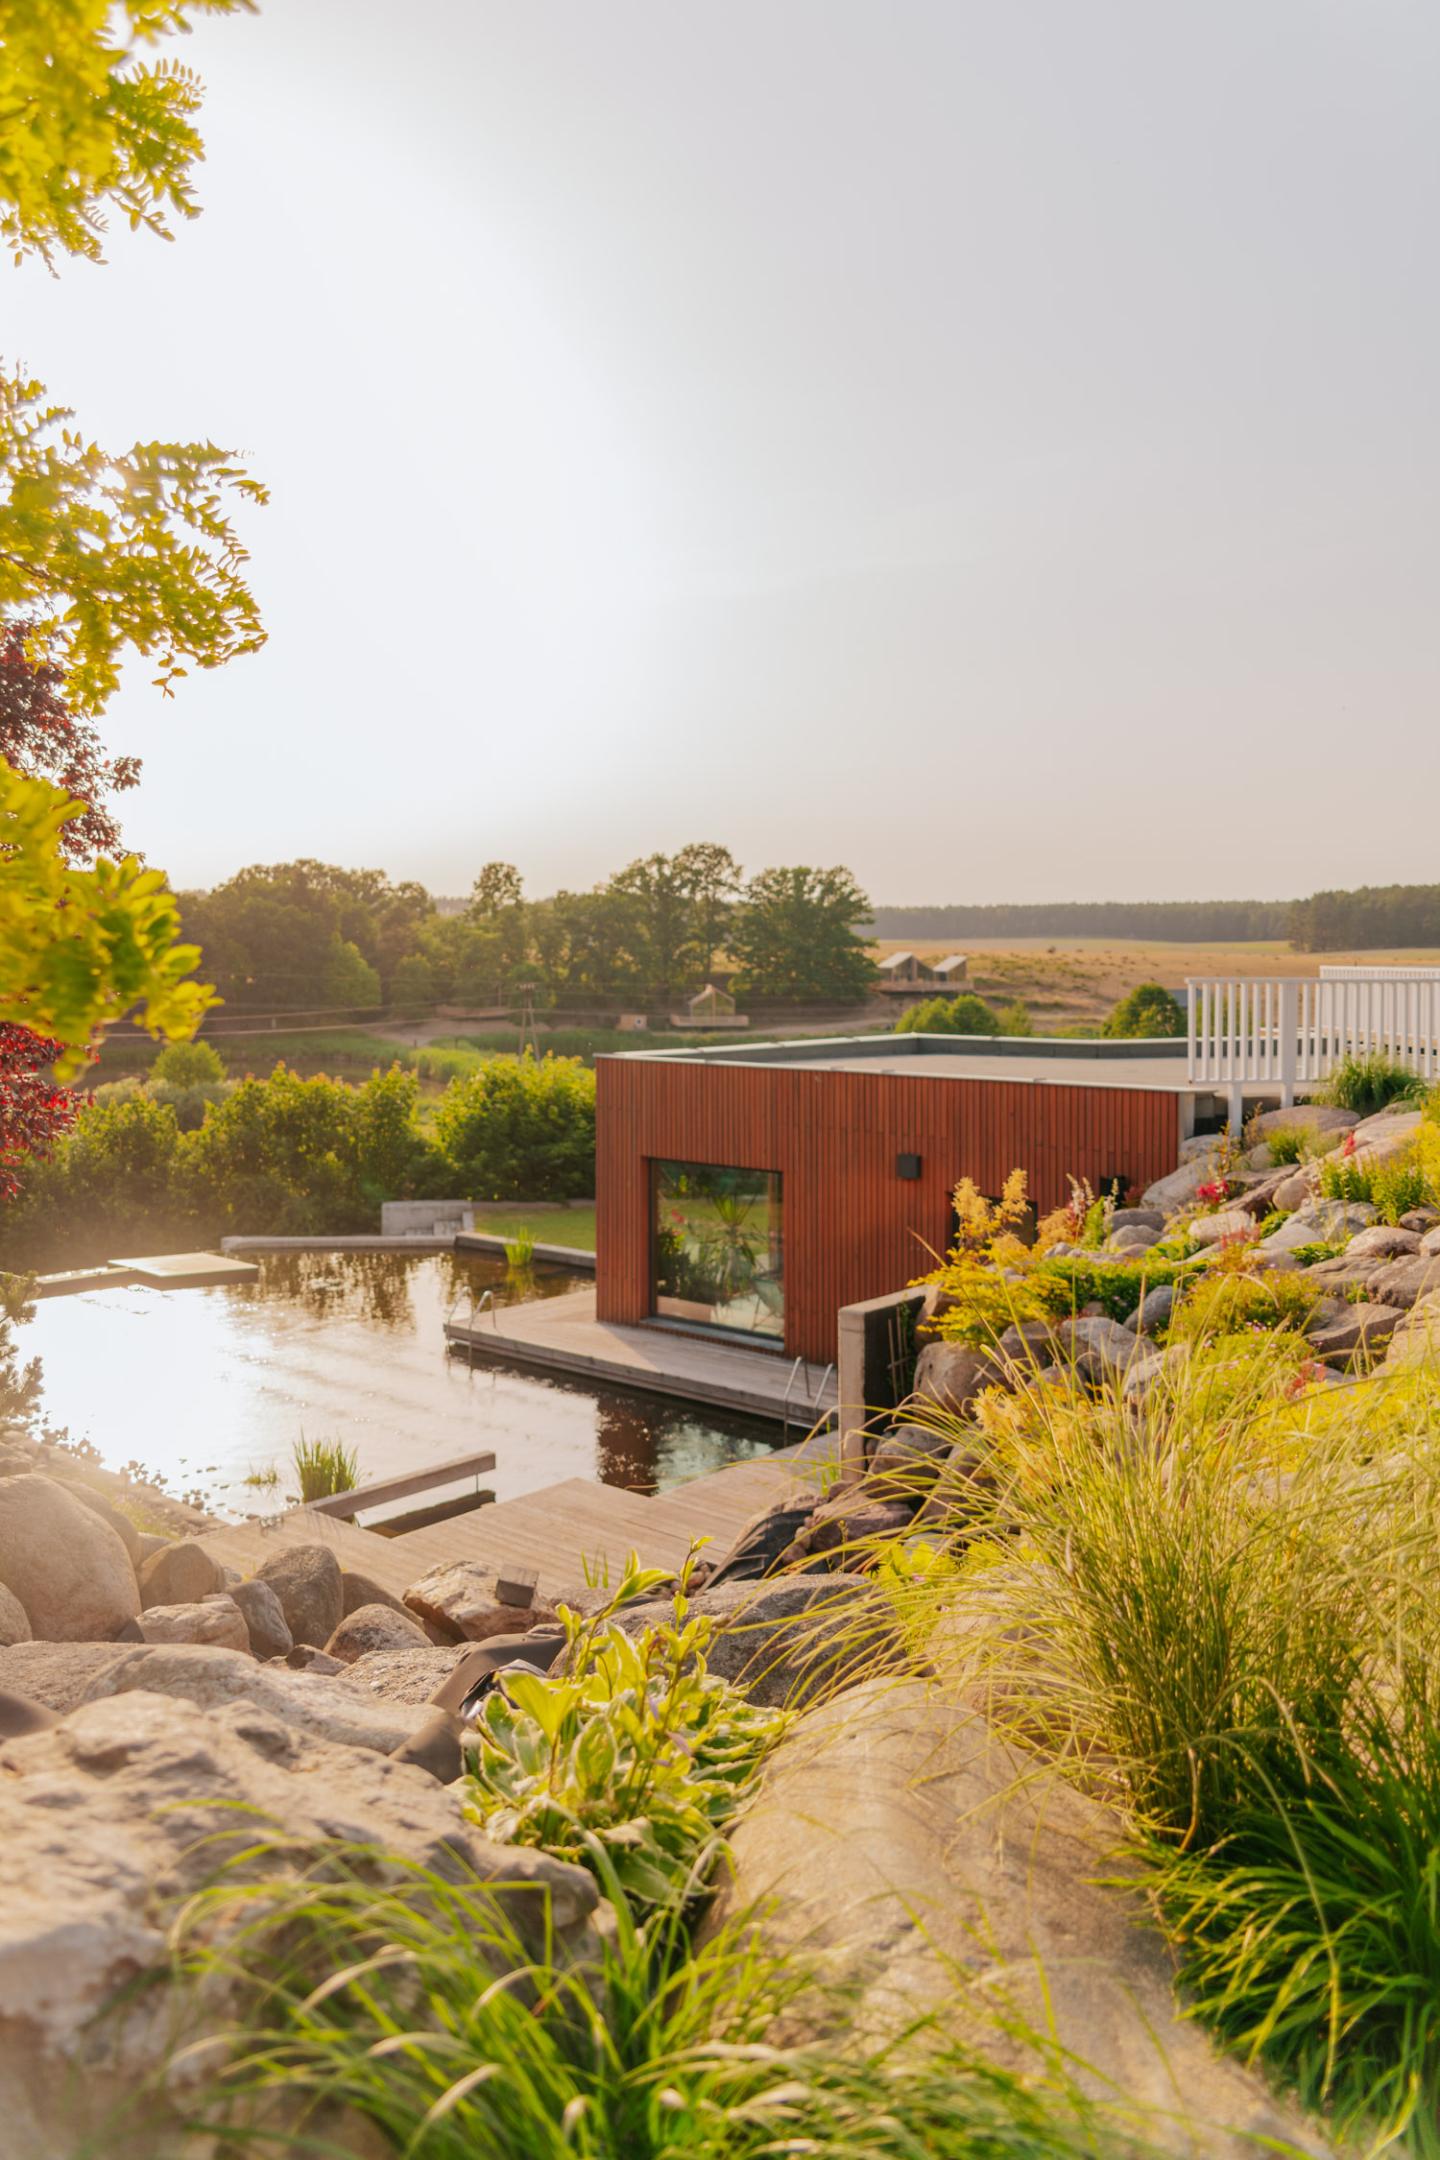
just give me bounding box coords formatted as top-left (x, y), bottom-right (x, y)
top-left (0, 1581), bottom-right (32, 1648)
top-left (403, 1562), bottom-right (558, 1644)
top-left (339, 1567), bottom-right (413, 1620)
top-left (0, 1476), bottom-right (140, 1642)
top-left (711, 1677), bottom-right (1321, 2159)
top-left (338, 1643), bottom-right (465, 1708)
top-left (609, 1575), bottom-right (908, 1709)
top-left (254, 1541), bottom-right (345, 1648)
top-left (325, 1601), bottom-right (432, 1663)
top-left (228, 1575), bottom-right (293, 1660)
top-left (136, 1594), bottom-right (251, 1652)
top-left (0, 1689), bottom-right (601, 2160)
top-left (0, 1639), bottom-right (427, 1755)
top-left (136, 1538), bottom-right (226, 1610)
top-left (908, 1341), bottom-right (1005, 1418)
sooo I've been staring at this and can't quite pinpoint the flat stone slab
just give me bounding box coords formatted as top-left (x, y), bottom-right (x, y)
top-left (110, 1250), bottom-right (261, 1288)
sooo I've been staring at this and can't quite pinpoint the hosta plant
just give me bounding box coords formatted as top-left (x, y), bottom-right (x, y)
top-left (464, 1549), bottom-right (786, 1912)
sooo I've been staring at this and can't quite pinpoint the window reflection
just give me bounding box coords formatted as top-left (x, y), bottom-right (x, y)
top-left (651, 1161), bottom-right (783, 1340)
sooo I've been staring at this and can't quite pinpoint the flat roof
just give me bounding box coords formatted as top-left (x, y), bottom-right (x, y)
top-left (605, 1031), bottom-right (1228, 1097)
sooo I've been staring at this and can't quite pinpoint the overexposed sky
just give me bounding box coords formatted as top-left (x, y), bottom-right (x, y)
top-left (10, 1), bottom-right (1440, 902)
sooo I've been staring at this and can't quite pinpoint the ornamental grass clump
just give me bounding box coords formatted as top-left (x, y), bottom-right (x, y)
top-left (1318, 1054), bottom-right (1430, 1115)
top-left (907, 1331), bottom-right (1440, 2147)
top-left (164, 1854), bottom-right (1145, 2160)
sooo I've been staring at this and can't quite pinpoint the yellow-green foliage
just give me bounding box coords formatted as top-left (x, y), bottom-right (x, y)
top-left (0, 761), bottom-right (214, 1074)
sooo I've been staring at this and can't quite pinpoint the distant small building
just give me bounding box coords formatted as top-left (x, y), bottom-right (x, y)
top-left (876, 951), bottom-right (931, 992)
top-left (671, 983), bottom-right (749, 1031)
top-left (876, 951), bottom-right (969, 997)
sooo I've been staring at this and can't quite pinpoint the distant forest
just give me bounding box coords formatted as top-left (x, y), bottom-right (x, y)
top-left (869, 886), bottom-right (1440, 952)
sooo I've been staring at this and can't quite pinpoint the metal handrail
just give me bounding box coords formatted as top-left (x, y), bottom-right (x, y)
top-left (780, 1355), bottom-right (807, 1438)
top-left (813, 1361), bottom-right (835, 1429)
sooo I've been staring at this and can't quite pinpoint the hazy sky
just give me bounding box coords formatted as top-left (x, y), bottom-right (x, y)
top-left (12, 1), bottom-right (1440, 902)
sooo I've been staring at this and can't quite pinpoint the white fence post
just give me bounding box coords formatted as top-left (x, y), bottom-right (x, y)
top-left (1277, 978), bottom-right (1298, 1107)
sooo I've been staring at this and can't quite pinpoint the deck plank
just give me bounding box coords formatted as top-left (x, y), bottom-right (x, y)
top-left (198, 1433), bottom-right (835, 1607)
top-left (446, 1288), bottom-right (837, 1426)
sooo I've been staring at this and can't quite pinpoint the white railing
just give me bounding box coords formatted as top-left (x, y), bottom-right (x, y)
top-left (1187, 974), bottom-right (1440, 1100)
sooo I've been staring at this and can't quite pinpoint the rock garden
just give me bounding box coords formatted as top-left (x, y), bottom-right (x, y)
top-left (5, 1059), bottom-right (1440, 2156)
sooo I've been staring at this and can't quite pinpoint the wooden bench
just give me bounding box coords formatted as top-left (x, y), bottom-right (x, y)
top-left (303, 1449), bottom-right (498, 1522)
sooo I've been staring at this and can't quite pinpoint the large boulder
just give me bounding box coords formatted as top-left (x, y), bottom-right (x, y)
top-left (908, 1342), bottom-right (1006, 1419)
top-left (709, 1678), bottom-right (1320, 2158)
top-left (137, 1594), bottom-right (251, 1653)
top-left (338, 1643), bottom-right (466, 1708)
top-left (325, 1602), bottom-right (432, 1664)
top-left (403, 1562), bottom-right (557, 1644)
top-left (608, 1575), bottom-right (909, 1710)
top-left (1187, 1208), bottom-right (1257, 1248)
top-left (0, 1690), bottom-right (602, 2160)
top-left (0, 1581), bottom-right (31, 1648)
top-left (706, 1492), bottom-right (821, 1586)
top-left (228, 1576), bottom-right (293, 1660)
top-left (0, 1639), bottom-right (428, 1756)
top-left (137, 1538), bottom-right (226, 1611)
top-left (1141, 1156), bottom-right (1217, 1213)
top-left (1306, 1304), bottom-right (1404, 1360)
top-left (0, 1476), bottom-right (139, 1642)
top-left (339, 1568), bottom-right (413, 1620)
top-left (254, 1541), bottom-right (345, 1648)
top-left (57, 1483), bottom-right (142, 1568)
top-left (1382, 1289), bottom-right (1440, 1372)
top-left (1348, 1107), bottom-right (1424, 1167)
top-left (1254, 1103), bottom-right (1357, 1140)
top-left (1346, 1225), bottom-right (1421, 1260)
top-left (1368, 1254), bottom-right (1440, 1312)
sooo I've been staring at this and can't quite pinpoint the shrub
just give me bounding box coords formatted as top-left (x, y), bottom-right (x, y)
top-left (1261, 1124), bottom-right (1307, 1165)
top-left (466, 1552), bottom-right (783, 1914)
top-left (997, 998), bottom-right (1033, 1036)
top-left (431, 1055), bottom-right (595, 1201)
top-left (894, 993), bottom-right (1001, 1036)
top-left (151, 1038), bottom-right (226, 1085)
top-left (1316, 1152), bottom-right (1374, 1206)
top-left (1368, 1151), bottom-right (1434, 1224)
top-left (1317, 1054), bottom-right (1429, 1116)
top-left (1102, 982), bottom-right (1183, 1039)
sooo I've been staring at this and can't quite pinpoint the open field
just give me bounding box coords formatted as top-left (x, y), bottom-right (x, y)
top-left (872, 938), bottom-right (1440, 1029)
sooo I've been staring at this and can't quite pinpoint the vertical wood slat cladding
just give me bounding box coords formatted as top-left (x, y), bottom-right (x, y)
top-left (596, 1060), bottom-right (1184, 1364)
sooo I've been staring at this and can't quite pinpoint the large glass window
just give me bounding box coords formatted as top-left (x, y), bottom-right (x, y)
top-left (651, 1161), bottom-right (784, 1340)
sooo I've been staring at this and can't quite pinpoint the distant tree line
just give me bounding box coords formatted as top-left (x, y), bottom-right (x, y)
top-left (1286, 885), bottom-right (1440, 952)
top-left (868, 899), bottom-right (1292, 942)
top-left (874, 886), bottom-right (1440, 952)
top-left (178, 848), bottom-right (878, 1014)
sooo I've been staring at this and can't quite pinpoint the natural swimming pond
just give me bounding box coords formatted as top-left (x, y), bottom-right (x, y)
top-left (18, 1251), bottom-right (782, 1521)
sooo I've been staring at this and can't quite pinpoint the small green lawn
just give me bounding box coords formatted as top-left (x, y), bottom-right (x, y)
top-left (467, 1204), bottom-right (597, 1251)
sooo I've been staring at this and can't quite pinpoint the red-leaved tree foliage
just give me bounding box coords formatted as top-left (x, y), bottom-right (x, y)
top-left (0, 1024), bottom-right (76, 1202)
top-left (0, 623), bottom-right (139, 859)
top-left (0, 623), bottom-right (134, 1192)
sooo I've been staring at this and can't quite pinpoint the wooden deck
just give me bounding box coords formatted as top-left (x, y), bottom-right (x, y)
top-left (446, 1288), bottom-right (838, 1427)
top-left (197, 1434), bottom-right (832, 1604)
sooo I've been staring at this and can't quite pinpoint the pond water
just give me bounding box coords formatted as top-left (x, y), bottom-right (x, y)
top-left (17, 1251), bottom-right (782, 1521)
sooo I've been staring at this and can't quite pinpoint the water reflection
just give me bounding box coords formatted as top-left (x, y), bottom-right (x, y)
top-left (20, 1252), bottom-right (779, 1519)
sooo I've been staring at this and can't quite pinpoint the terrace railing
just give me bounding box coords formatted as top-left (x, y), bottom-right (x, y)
top-left (1187, 972), bottom-right (1440, 1107)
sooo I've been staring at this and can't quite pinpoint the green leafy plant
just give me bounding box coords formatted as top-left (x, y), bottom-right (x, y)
top-left (465, 1551), bottom-right (784, 1914)
top-left (504, 1223), bottom-right (537, 1270)
top-left (1261, 1125), bottom-right (1307, 1166)
top-left (291, 1434), bottom-right (359, 1502)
